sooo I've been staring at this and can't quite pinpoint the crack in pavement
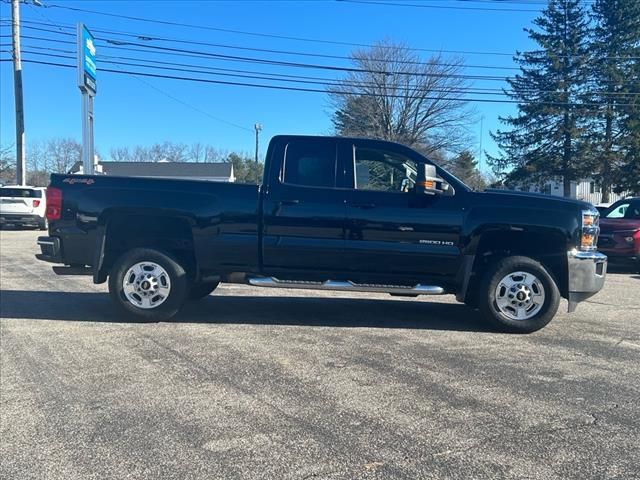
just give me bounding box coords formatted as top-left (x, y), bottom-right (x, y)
top-left (432, 403), bottom-right (620, 458)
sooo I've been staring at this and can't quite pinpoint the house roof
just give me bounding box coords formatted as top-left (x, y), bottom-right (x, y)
top-left (70, 161), bottom-right (233, 179)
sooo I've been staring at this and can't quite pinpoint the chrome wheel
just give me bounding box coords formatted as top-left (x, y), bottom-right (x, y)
top-left (122, 262), bottom-right (171, 309)
top-left (494, 271), bottom-right (545, 321)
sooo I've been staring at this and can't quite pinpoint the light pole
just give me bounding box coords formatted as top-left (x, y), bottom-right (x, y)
top-left (11, 0), bottom-right (25, 185)
top-left (254, 123), bottom-right (262, 164)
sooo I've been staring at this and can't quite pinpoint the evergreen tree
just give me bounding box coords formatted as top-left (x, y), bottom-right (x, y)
top-left (589, 0), bottom-right (640, 202)
top-left (449, 151), bottom-right (487, 190)
top-left (616, 68), bottom-right (640, 195)
top-left (226, 153), bottom-right (264, 184)
top-left (488, 0), bottom-right (591, 197)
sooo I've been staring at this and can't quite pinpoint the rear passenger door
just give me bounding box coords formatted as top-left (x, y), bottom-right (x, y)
top-left (262, 137), bottom-right (347, 273)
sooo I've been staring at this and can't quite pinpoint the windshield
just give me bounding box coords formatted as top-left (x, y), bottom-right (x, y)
top-left (0, 188), bottom-right (42, 198)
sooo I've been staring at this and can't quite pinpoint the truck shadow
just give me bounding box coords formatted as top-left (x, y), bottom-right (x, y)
top-left (0, 290), bottom-right (492, 332)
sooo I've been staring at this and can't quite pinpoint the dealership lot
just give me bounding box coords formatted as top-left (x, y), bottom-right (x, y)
top-left (1, 229), bottom-right (639, 480)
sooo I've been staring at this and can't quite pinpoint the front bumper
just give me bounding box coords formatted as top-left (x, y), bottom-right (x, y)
top-left (0, 213), bottom-right (43, 226)
top-left (36, 236), bottom-right (63, 263)
top-left (567, 250), bottom-right (607, 312)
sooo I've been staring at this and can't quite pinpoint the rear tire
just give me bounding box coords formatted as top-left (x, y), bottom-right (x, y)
top-left (478, 256), bottom-right (560, 333)
top-left (108, 248), bottom-right (188, 322)
top-left (188, 281), bottom-right (219, 300)
top-left (39, 218), bottom-right (48, 231)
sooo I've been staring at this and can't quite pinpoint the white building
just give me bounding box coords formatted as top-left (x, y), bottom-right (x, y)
top-left (515, 179), bottom-right (629, 206)
top-left (69, 160), bottom-right (235, 182)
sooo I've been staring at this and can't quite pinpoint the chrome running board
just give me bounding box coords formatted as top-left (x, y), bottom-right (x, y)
top-left (247, 277), bottom-right (444, 295)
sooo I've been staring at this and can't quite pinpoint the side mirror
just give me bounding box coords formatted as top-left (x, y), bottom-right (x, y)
top-left (416, 164), bottom-right (444, 195)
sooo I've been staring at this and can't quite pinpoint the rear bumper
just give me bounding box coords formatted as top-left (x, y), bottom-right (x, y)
top-left (0, 213), bottom-right (43, 225)
top-left (36, 236), bottom-right (63, 264)
top-left (567, 250), bottom-right (607, 312)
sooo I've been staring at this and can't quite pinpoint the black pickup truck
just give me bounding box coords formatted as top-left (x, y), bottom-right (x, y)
top-left (37, 135), bottom-right (607, 333)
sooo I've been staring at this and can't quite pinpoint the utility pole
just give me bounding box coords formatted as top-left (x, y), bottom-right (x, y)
top-left (254, 123), bottom-right (262, 164)
top-left (478, 115), bottom-right (484, 172)
top-left (11, 0), bottom-right (26, 186)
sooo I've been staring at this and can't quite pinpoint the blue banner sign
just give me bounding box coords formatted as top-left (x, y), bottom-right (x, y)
top-left (77, 23), bottom-right (96, 95)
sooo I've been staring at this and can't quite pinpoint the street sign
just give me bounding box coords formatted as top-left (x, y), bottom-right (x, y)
top-left (77, 23), bottom-right (96, 95)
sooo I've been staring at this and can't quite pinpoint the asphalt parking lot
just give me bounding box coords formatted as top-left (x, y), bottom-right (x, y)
top-left (1, 229), bottom-right (639, 480)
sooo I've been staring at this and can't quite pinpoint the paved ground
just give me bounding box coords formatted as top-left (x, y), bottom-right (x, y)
top-left (1, 229), bottom-right (639, 480)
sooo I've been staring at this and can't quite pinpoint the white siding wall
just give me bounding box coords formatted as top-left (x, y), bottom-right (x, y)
top-left (515, 178), bottom-right (630, 205)
top-left (574, 180), bottom-right (627, 205)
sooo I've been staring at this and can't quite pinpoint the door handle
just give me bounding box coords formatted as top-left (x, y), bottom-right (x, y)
top-left (349, 202), bottom-right (376, 209)
top-left (279, 199), bottom-right (300, 206)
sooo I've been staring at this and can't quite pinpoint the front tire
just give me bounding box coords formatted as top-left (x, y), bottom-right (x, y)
top-left (108, 248), bottom-right (188, 321)
top-left (478, 256), bottom-right (560, 333)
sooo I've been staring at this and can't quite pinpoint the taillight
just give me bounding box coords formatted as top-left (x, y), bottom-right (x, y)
top-left (46, 187), bottom-right (62, 220)
top-left (33, 199), bottom-right (41, 207)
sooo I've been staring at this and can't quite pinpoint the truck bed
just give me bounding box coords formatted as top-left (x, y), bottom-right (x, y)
top-left (47, 173), bottom-right (261, 274)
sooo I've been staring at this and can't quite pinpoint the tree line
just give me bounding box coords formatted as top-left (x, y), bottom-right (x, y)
top-left (489, 0), bottom-right (640, 200)
top-left (330, 1), bottom-right (639, 199)
top-left (1, 0), bottom-right (637, 197)
top-left (0, 139), bottom-right (263, 185)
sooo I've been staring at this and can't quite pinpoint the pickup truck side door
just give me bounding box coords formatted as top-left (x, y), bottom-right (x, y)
top-left (340, 139), bottom-right (466, 281)
top-left (261, 137), bottom-right (346, 273)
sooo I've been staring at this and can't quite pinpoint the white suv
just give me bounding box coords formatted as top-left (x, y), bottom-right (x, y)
top-left (0, 186), bottom-right (48, 230)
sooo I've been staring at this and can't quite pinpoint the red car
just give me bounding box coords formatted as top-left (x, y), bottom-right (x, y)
top-left (597, 197), bottom-right (640, 272)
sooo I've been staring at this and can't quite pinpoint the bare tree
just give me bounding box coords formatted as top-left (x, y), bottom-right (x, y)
top-left (27, 140), bottom-right (46, 172)
top-left (329, 40), bottom-right (474, 154)
top-left (0, 144), bottom-right (15, 184)
top-left (188, 142), bottom-right (203, 162)
top-left (204, 146), bottom-right (224, 162)
top-left (46, 138), bottom-right (82, 173)
top-left (108, 142), bottom-right (224, 164)
top-left (110, 147), bottom-right (132, 161)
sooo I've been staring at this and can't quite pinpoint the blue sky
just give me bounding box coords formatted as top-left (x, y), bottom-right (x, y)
top-left (0, 0), bottom-right (542, 170)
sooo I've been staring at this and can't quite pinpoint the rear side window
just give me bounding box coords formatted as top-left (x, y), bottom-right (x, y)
top-left (605, 203), bottom-right (629, 218)
top-left (0, 188), bottom-right (42, 198)
top-left (626, 202), bottom-right (640, 219)
top-left (283, 140), bottom-right (336, 188)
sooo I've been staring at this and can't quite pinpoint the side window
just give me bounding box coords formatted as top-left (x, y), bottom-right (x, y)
top-left (283, 140), bottom-right (336, 188)
top-left (625, 202), bottom-right (640, 219)
top-left (606, 203), bottom-right (629, 219)
top-left (353, 147), bottom-right (417, 193)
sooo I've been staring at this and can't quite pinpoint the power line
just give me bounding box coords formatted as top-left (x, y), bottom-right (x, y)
top-left (7, 31), bottom-right (511, 81)
top-left (12, 45), bottom-right (639, 99)
top-left (0, 14), bottom-right (253, 133)
top-left (10, 30), bottom-right (637, 88)
top-left (5, 30), bottom-right (636, 93)
top-left (339, 0), bottom-right (540, 12)
top-left (3, 15), bottom-right (636, 62)
top-left (13, 20), bottom-right (524, 71)
top-left (14, 48), bottom-right (509, 96)
top-left (1, 57), bottom-right (635, 108)
top-left (5, 2), bottom-right (524, 57)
